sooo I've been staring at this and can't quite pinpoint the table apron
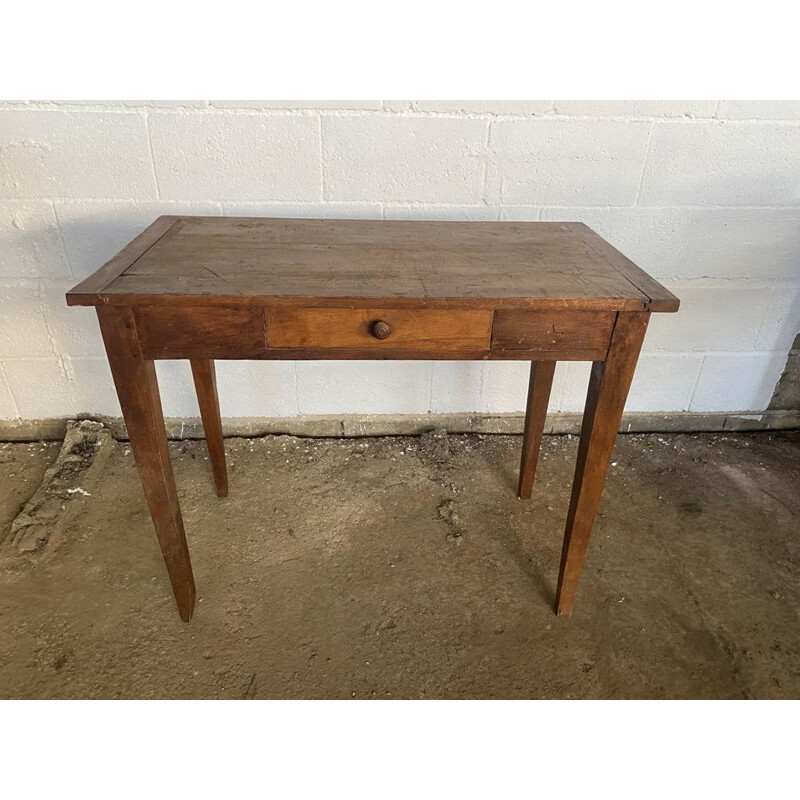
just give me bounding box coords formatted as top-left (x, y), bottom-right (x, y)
top-left (130, 304), bottom-right (620, 362)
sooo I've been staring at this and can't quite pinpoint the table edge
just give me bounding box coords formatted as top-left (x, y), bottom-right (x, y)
top-left (65, 216), bottom-right (680, 314)
top-left (567, 223), bottom-right (680, 312)
top-left (65, 215), bottom-right (181, 298)
top-left (66, 293), bottom-right (660, 312)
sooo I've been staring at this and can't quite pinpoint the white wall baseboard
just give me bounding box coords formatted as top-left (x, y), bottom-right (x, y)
top-left (1, 410), bottom-right (798, 442)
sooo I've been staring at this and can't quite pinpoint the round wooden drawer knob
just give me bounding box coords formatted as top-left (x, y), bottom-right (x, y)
top-left (371, 320), bottom-right (392, 340)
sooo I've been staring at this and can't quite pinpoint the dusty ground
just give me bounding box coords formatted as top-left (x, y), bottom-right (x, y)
top-left (0, 429), bottom-right (798, 699)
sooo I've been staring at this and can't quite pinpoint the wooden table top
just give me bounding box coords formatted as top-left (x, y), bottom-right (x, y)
top-left (66, 216), bottom-right (679, 313)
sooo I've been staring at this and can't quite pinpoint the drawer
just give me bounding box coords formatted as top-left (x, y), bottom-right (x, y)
top-left (491, 310), bottom-right (616, 356)
top-left (266, 307), bottom-right (493, 351)
top-left (134, 304), bottom-right (266, 358)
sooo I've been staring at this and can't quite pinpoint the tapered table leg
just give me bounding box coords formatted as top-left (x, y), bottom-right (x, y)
top-left (97, 307), bottom-right (196, 622)
top-left (518, 361), bottom-right (556, 500)
top-left (190, 359), bottom-right (228, 498)
top-left (555, 312), bottom-right (649, 616)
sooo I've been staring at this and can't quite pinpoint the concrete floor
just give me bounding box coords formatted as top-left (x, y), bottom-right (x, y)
top-left (0, 429), bottom-right (798, 699)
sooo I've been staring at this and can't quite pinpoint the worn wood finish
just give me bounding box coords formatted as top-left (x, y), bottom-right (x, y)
top-left (190, 359), bottom-right (228, 498)
top-left (141, 347), bottom-right (611, 362)
top-left (67, 216), bottom-right (679, 621)
top-left (567, 224), bottom-right (680, 313)
top-left (96, 305), bottom-right (196, 622)
top-left (136, 304), bottom-right (616, 362)
top-left (266, 307), bottom-right (493, 351)
top-left (555, 312), bottom-right (650, 617)
top-left (135, 304), bottom-right (266, 359)
top-left (492, 310), bottom-right (615, 355)
top-left (67, 216), bottom-right (181, 304)
top-left (76, 293), bottom-right (657, 312)
top-left (66, 217), bottom-right (669, 311)
top-left (518, 361), bottom-right (557, 500)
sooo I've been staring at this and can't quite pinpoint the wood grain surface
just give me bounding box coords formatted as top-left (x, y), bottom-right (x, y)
top-left (266, 307), bottom-right (493, 350)
top-left (492, 310), bottom-right (615, 355)
top-left (67, 217), bottom-right (679, 313)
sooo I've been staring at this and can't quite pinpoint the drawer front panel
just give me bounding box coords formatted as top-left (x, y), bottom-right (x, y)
top-left (492, 311), bottom-right (616, 355)
top-left (135, 305), bottom-right (266, 358)
top-left (267, 308), bottom-right (493, 351)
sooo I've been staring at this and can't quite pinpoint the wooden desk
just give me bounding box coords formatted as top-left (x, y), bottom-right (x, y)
top-left (66, 217), bottom-right (679, 622)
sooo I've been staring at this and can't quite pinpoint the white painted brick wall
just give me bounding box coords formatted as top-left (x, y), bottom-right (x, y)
top-left (1, 100), bottom-right (799, 422)
top-left (54, 200), bottom-right (223, 278)
top-left (0, 201), bottom-right (71, 279)
top-left (486, 119), bottom-right (652, 206)
top-left (297, 362), bottom-right (432, 415)
top-left (0, 111), bottom-right (156, 199)
top-left (639, 122), bottom-right (800, 206)
top-left (0, 364), bottom-right (17, 418)
top-left (149, 114), bottom-right (323, 201)
top-left (322, 117), bottom-right (487, 203)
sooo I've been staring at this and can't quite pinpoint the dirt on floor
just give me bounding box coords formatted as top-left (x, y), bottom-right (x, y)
top-left (0, 429), bottom-right (798, 699)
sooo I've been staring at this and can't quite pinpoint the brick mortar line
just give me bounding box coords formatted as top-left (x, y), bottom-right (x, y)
top-left (686, 354), bottom-right (707, 410)
top-left (686, 356), bottom-right (705, 407)
top-left (33, 282), bottom-right (69, 382)
top-left (2, 104), bottom-right (800, 124)
top-left (24, 198), bottom-right (388, 205)
top-left (752, 280), bottom-right (782, 349)
top-left (49, 200), bottom-right (75, 280)
top-left (8, 199), bottom-right (800, 211)
top-left (317, 114), bottom-right (325, 201)
top-left (477, 119), bottom-right (491, 205)
top-left (635, 122), bottom-right (655, 204)
top-left (0, 363), bottom-right (21, 418)
top-left (143, 112), bottom-right (162, 200)
top-left (292, 362), bottom-right (300, 417)
top-left (425, 361), bottom-right (434, 415)
top-left (3, 277), bottom-right (800, 289)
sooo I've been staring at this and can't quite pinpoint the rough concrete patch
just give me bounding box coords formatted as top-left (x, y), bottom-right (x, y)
top-left (8, 420), bottom-right (114, 553)
top-left (437, 499), bottom-right (464, 546)
top-left (419, 427), bottom-right (456, 465)
top-left (437, 499), bottom-right (460, 525)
